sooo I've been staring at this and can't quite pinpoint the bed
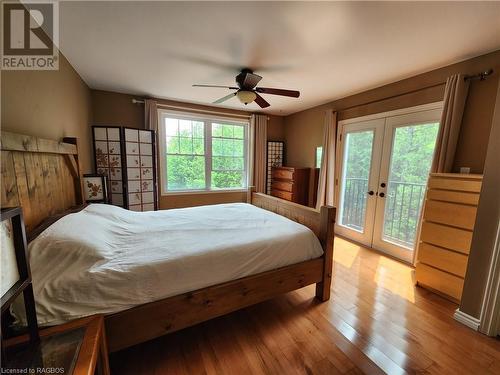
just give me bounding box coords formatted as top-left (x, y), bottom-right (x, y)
top-left (1, 131), bottom-right (335, 352)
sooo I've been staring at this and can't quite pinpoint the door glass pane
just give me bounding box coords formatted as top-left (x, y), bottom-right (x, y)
top-left (382, 123), bottom-right (439, 248)
top-left (339, 130), bottom-right (374, 232)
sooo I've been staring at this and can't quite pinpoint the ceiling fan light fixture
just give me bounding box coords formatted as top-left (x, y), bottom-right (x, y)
top-left (236, 90), bottom-right (257, 105)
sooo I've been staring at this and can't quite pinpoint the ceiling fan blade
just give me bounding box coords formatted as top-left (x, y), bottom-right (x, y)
top-left (236, 71), bottom-right (262, 89)
top-left (213, 92), bottom-right (236, 104)
top-left (193, 84), bottom-right (239, 89)
top-left (254, 93), bottom-right (270, 108)
top-left (255, 87), bottom-right (300, 98)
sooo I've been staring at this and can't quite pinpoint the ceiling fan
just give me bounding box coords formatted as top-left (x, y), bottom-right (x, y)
top-left (192, 68), bottom-right (300, 108)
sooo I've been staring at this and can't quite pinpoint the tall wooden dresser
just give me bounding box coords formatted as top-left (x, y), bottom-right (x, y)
top-left (270, 166), bottom-right (310, 206)
top-left (415, 173), bottom-right (483, 302)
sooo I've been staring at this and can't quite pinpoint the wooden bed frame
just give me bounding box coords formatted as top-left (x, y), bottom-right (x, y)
top-left (1, 132), bottom-right (335, 353)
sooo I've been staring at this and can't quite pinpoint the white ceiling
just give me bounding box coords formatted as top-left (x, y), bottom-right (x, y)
top-left (59, 1), bottom-right (500, 115)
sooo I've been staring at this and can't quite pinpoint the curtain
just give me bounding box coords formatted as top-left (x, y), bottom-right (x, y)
top-left (144, 99), bottom-right (158, 131)
top-left (144, 99), bottom-right (159, 203)
top-left (316, 110), bottom-right (337, 209)
top-left (413, 74), bottom-right (470, 264)
top-left (250, 114), bottom-right (268, 193)
top-left (431, 74), bottom-right (470, 173)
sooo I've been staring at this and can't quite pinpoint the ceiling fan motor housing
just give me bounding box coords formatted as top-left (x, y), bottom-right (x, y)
top-left (236, 68), bottom-right (253, 88)
top-left (236, 69), bottom-right (262, 90)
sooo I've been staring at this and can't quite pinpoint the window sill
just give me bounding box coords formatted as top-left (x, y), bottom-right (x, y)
top-left (161, 189), bottom-right (248, 197)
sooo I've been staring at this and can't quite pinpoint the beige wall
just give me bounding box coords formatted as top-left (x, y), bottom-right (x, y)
top-left (92, 90), bottom-right (253, 129)
top-left (284, 50), bottom-right (500, 173)
top-left (284, 107), bottom-right (325, 167)
top-left (460, 76), bottom-right (500, 319)
top-left (91, 90), bottom-right (286, 209)
top-left (267, 115), bottom-right (285, 141)
top-left (1, 53), bottom-right (93, 173)
top-left (92, 90), bottom-right (144, 129)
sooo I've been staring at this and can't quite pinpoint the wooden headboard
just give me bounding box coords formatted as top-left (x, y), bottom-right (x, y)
top-left (1, 131), bottom-right (83, 233)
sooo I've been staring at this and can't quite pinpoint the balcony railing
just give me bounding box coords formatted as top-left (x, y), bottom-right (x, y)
top-left (341, 178), bottom-right (369, 231)
top-left (341, 178), bottom-right (426, 248)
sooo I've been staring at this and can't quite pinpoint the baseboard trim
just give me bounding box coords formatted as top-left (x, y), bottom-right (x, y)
top-left (454, 309), bottom-right (480, 331)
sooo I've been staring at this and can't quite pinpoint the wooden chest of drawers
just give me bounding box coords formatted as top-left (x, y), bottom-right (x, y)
top-left (415, 173), bottom-right (483, 302)
top-left (270, 166), bottom-right (310, 205)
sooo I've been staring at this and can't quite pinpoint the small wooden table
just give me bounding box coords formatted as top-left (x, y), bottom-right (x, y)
top-left (3, 315), bottom-right (110, 375)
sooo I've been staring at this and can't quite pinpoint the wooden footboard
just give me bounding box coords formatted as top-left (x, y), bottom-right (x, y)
top-left (105, 192), bottom-right (336, 352)
top-left (250, 191), bottom-right (335, 301)
top-left (106, 259), bottom-right (324, 352)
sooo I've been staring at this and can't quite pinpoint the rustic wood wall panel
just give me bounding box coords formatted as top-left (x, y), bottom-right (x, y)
top-left (1, 151), bottom-right (20, 207)
top-left (1, 132), bottom-right (82, 233)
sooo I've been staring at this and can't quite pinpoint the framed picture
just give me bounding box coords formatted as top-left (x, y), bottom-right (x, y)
top-left (1, 207), bottom-right (39, 344)
top-left (83, 174), bottom-right (108, 203)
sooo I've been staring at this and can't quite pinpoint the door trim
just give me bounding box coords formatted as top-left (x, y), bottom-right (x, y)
top-left (335, 119), bottom-right (384, 246)
top-left (339, 101), bottom-right (444, 126)
top-left (479, 222), bottom-right (500, 336)
top-left (335, 102), bottom-right (444, 262)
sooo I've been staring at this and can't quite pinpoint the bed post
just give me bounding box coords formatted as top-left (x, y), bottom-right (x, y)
top-left (315, 205), bottom-right (336, 301)
top-left (247, 186), bottom-right (255, 203)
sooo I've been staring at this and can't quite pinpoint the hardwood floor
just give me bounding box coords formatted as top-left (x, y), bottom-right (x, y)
top-left (110, 237), bottom-right (500, 374)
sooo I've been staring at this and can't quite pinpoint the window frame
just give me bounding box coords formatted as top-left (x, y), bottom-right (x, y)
top-left (158, 110), bottom-right (250, 195)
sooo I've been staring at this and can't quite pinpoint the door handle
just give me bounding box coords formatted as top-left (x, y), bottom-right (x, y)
top-left (367, 190), bottom-right (374, 196)
top-left (379, 192), bottom-right (385, 198)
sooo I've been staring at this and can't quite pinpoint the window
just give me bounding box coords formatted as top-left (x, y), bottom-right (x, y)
top-left (316, 146), bottom-right (323, 168)
top-left (159, 111), bottom-right (249, 193)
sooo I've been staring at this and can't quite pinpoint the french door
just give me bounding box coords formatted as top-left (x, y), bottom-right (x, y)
top-left (336, 105), bottom-right (442, 263)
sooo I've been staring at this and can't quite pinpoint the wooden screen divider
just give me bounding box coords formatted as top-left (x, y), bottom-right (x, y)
top-left (0, 131), bottom-right (83, 233)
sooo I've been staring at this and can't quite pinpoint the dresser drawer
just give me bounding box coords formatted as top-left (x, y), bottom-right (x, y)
top-left (418, 243), bottom-right (468, 277)
top-left (420, 221), bottom-right (472, 254)
top-left (427, 176), bottom-right (482, 193)
top-left (423, 200), bottom-right (477, 230)
top-left (271, 189), bottom-right (294, 202)
top-left (272, 168), bottom-right (294, 181)
top-left (426, 189), bottom-right (480, 206)
top-left (272, 180), bottom-right (294, 192)
top-left (416, 263), bottom-right (464, 301)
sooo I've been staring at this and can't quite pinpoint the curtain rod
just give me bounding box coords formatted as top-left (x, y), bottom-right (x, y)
top-left (464, 69), bottom-right (494, 81)
top-left (332, 82), bottom-right (445, 113)
top-left (132, 99), bottom-right (252, 119)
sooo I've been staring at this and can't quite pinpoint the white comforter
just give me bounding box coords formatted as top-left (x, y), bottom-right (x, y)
top-left (13, 203), bottom-right (323, 325)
